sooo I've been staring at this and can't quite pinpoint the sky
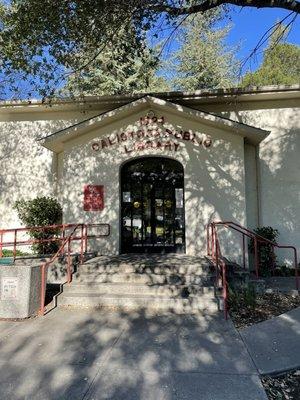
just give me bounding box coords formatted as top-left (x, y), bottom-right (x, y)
top-left (223, 6), bottom-right (299, 72)
top-left (154, 5), bottom-right (300, 77)
top-left (1, 3), bottom-right (299, 99)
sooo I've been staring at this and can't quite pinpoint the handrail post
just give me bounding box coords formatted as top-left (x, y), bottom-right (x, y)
top-left (242, 234), bottom-right (246, 269)
top-left (207, 223), bottom-right (212, 257)
top-left (207, 224), bottom-right (210, 256)
top-left (84, 224), bottom-right (88, 253)
top-left (271, 245), bottom-right (276, 275)
top-left (294, 249), bottom-right (299, 291)
top-left (80, 224), bottom-right (84, 264)
top-left (67, 237), bottom-right (72, 284)
top-left (0, 231), bottom-right (3, 258)
top-left (215, 237), bottom-right (219, 286)
top-left (39, 263), bottom-right (47, 316)
top-left (13, 229), bottom-right (17, 261)
top-left (254, 237), bottom-right (259, 278)
top-left (61, 224), bottom-right (65, 255)
top-left (211, 224), bottom-right (215, 261)
top-left (40, 226), bottom-right (43, 256)
top-left (222, 262), bottom-right (228, 320)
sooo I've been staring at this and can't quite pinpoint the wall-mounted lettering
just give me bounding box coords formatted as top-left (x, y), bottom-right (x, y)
top-left (91, 113), bottom-right (212, 154)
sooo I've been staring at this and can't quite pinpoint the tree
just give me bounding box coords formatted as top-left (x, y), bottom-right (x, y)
top-left (63, 28), bottom-right (169, 96)
top-left (0, 1), bottom-right (299, 98)
top-left (173, 10), bottom-right (238, 90)
top-left (241, 25), bottom-right (300, 87)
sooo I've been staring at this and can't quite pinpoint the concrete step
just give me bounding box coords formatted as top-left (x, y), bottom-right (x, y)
top-left (79, 261), bottom-right (212, 276)
top-left (80, 258), bottom-right (212, 275)
top-left (80, 254), bottom-right (212, 274)
top-left (55, 254), bottom-right (220, 314)
top-left (73, 271), bottom-right (215, 285)
top-left (62, 282), bottom-right (215, 296)
top-left (57, 292), bottom-right (219, 313)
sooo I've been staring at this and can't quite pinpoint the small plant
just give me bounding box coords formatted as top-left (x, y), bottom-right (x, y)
top-left (14, 197), bottom-right (63, 255)
top-left (1, 249), bottom-right (29, 257)
top-left (249, 226), bottom-right (279, 277)
top-left (274, 265), bottom-right (295, 277)
top-left (228, 284), bottom-right (257, 312)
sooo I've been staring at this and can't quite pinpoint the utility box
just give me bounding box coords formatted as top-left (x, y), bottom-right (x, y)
top-left (0, 264), bottom-right (43, 319)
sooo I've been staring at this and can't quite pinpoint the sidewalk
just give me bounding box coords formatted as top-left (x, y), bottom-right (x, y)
top-left (240, 307), bottom-right (300, 375)
top-left (0, 308), bottom-right (267, 400)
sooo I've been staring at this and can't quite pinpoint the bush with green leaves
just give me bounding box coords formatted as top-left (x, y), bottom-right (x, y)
top-left (228, 284), bottom-right (257, 312)
top-left (249, 226), bottom-right (279, 277)
top-left (2, 249), bottom-right (29, 257)
top-left (14, 197), bottom-right (63, 255)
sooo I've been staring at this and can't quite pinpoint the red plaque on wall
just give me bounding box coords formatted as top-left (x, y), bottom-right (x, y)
top-left (84, 185), bottom-right (104, 211)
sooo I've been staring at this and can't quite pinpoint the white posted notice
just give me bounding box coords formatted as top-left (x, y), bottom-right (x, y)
top-left (1, 277), bottom-right (19, 300)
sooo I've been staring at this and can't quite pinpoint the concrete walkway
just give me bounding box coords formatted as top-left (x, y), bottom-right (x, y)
top-left (240, 307), bottom-right (300, 375)
top-left (0, 308), bottom-right (267, 400)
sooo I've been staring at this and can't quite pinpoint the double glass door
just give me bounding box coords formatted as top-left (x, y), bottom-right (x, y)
top-left (121, 158), bottom-right (185, 253)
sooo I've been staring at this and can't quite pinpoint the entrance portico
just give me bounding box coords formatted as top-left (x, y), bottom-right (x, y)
top-left (40, 95), bottom-right (268, 257)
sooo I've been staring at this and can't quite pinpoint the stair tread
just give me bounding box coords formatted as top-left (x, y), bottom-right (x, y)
top-left (68, 282), bottom-right (213, 288)
top-left (75, 272), bottom-right (215, 278)
top-left (61, 292), bottom-right (214, 297)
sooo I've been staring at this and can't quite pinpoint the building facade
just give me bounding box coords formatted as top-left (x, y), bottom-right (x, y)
top-left (0, 86), bottom-right (299, 263)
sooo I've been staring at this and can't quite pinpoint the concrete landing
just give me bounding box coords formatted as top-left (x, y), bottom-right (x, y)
top-left (0, 308), bottom-right (267, 400)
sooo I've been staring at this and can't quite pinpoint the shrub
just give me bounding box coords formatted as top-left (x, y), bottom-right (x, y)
top-left (14, 197), bottom-right (63, 255)
top-left (249, 226), bottom-right (279, 277)
top-left (2, 249), bottom-right (29, 257)
top-left (228, 284), bottom-right (257, 312)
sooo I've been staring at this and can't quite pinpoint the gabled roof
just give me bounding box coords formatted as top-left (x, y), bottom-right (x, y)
top-left (39, 95), bottom-right (269, 152)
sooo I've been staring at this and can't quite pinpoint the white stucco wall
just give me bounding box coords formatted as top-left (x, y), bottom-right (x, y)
top-left (241, 108), bottom-right (300, 264)
top-left (0, 120), bottom-right (54, 228)
top-left (244, 143), bottom-right (259, 229)
top-left (60, 106), bottom-right (247, 257)
top-left (0, 110), bottom-right (98, 228)
top-left (0, 95), bottom-right (299, 264)
top-left (0, 111), bottom-right (96, 252)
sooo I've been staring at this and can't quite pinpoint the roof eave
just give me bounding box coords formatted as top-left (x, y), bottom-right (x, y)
top-left (1, 84), bottom-right (300, 114)
top-left (39, 95), bottom-right (270, 152)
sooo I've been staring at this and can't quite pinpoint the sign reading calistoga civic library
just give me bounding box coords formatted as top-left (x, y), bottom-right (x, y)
top-left (91, 112), bottom-right (212, 154)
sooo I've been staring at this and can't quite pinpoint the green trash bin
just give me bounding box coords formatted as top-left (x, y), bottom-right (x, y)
top-left (0, 257), bottom-right (14, 265)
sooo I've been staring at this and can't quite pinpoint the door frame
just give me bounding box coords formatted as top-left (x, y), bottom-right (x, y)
top-left (119, 156), bottom-right (186, 254)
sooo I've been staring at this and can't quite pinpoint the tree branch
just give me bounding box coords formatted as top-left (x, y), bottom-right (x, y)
top-left (154, 0), bottom-right (300, 16)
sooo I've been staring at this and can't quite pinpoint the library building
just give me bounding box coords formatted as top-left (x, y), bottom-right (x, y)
top-left (0, 85), bottom-right (299, 261)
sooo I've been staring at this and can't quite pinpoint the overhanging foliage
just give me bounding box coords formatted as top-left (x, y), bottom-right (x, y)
top-left (0, 1), bottom-right (299, 98)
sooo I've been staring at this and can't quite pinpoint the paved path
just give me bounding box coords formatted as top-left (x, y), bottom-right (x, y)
top-left (240, 307), bottom-right (300, 375)
top-left (0, 309), bottom-right (267, 400)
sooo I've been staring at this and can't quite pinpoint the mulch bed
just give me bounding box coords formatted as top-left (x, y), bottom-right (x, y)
top-left (229, 292), bottom-right (300, 330)
top-left (262, 370), bottom-right (300, 400)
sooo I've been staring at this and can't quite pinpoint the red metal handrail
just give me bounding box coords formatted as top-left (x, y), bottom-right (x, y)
top-left (209, 224), bottom-right (228, 319)
top-left (207, 221), bottom-right (299, 319)
top-left (0, 222), bottom-right (111, 316)
top-left (0, 223), bottom-right (110, 259)
top-left (39, 224), bottom-right (84, 316)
